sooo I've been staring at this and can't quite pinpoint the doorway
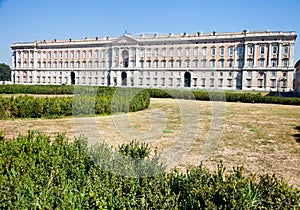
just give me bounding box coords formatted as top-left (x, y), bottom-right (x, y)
top-left (184, 72), bottom-right (191, 87)
top-left (121, 71), bottom-right (127, 86)
top-left (71, 72), bottom-right (75, 85)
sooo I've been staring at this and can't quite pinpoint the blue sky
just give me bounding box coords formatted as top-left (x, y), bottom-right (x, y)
top-left (1, 0), bottom-right (300, 66)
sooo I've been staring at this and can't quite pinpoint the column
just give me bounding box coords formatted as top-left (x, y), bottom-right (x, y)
top-left (278, 42), bottom-right (282, 68)
top-left (253, 44), bottom-right (257, 68)
top-left (267, 43), bottom-right (272, 68)
top-left (289, 43), bottom-right (295, 68)
top-left (244, 44), bottom-right (248, 68)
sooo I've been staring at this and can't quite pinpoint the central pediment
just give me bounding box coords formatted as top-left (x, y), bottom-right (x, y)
top-left (111, 35), bottom-right (139, 45)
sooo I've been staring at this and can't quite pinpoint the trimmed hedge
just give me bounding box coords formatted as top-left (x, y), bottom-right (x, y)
top-left (0, 132), bottom-right (299, 209)
top-left (0, 89), bottom-right (150, 119)
top-left (146, 88), bottom-right (300, 105)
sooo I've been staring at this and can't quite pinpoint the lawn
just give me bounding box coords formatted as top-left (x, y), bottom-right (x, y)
top-left (1, 98), bottom-right (300, 187)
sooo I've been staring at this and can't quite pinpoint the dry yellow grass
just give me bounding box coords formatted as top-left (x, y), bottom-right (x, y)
top-left (1, 98), bottom-right (300, 187)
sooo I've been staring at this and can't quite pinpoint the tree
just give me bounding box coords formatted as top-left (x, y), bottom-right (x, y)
top-left (0, 63), bottom-right (11, 81)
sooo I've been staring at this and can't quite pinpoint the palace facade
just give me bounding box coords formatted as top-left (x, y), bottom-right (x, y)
top-left (11, 30), bottom-right (297, 91)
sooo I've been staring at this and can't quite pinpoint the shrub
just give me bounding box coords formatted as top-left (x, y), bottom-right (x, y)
top-left (0, 132), bottom-right (299, 209)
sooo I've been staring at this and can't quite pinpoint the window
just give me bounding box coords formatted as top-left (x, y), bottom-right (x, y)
top-left (248, 59), bottom-right (253, 67)
top-left (89, 61), bottom-right (92, 68)
top-left (162, 48), bottom-right (167, 57)
top-left (218, 79), bottom-right (223, 87)
top-left (227, 79), bottom-right (232, 87)
top-left (44, 52), bottom-right (47, 59)
top-left (272, 59), bottom-right (278, 67)
top-left (272, 46), bottom-right (278, 54)
top-left (248, 46), bottom-right (253, 55)
top-left (260, 46), bottom-right (265, 54)
top-left (59, 62), bottom-right (63, 68)
top-left (154, 60), bottom-right (158, 68)
top-left (259, 59), bottom-right (265, 67)
top-left (283, 59), bottom-right (289, 67)
top-left (147, 60), bottom-right (151, 68)
top-left (210, 59), bottom-right (215, 67)
top-left (185, 48), bottom-right (190, 57)
top-left (177, 48), bottom-right (182, 57)
top-left (162, 60), bottom-right (166, 68)
top-left (258, 79), bottom-right (263, 88)
top-left (247, 79), bottom-right (252, 87)
top-left (155, 48), bottom-right (159, 57)
top-left (219, 72), bottom-right (223, 77)
top-left (147, 48), bottom-right (152, 57)
top-left (77, 62), bottom-right (80, 68)
top-left (140, 60), bottom-right (144, 68)
top-left (77, 51), bottom-right (81, 58)
top-left (220, 47), bottom-right (224, 56)
top-left (201, 78), bottom-right (206, 87)
top-left (238, 60), bottom-right (243, 68)
top-left (211, 47), bottom-right (216, 56)
top-left (271, 79), bottom-right (276, 88)
top-left (96, 50), bottom-right (99, 58)
top-left (102, 61), bottom-right (105, 68)
top-left (102, 50), bottom-right (106, 58)
top-left (210, 79), bottom-right (214, 87)
top-left (194, 60), bottom-right (198, 68)
top-left (271, 71), bottom-right (276, 77)
top-left (170, 48), bottom-right (174, 57)
top-left (38, 52), bottom-right (41, 59)
top-left (202, 47), bottom-right (207, 56)
top-left (202, 59), bottom-right (207, 68)
top-left (238, 47), bottom-right (243, 56)
top-left (71, 62), bottom-right (74, 68)
top-left (65, 51), bottom-right (68, 59)
top-left (65, 62), bottom-right (68, 68)
top-left (229, 71), bottom-right (233, 77)
top-left (83, 51), bottom-right (86, 59)
top-left (83, 62), bottom-right (87, 68)
top-left (89, 51), bottom-right (93, 58)
top-left (169, 78), bottom-right (173, 86)
top-left (95, 61), bottom-right (99, 68)
top-left (228, 60), bottom-right (233, 67)
top-left (219, 60), bottom-right (224, 68)
top-left (283, 46), bottom-right (289, 55)
top-left (186, 60), bottom-right (190, 68)
top-left (178, 60), bottom-right (182, 68)
top-left (229, 47), bottom-right (234, 56)
top-left (170, 60), bottom-right (174, 68)
top-left (193, 47), bottom-right (198, 57)
top-left (247, 71), bottom-right (252, 77)
top-left (71, 51), bottom-right (74, 59)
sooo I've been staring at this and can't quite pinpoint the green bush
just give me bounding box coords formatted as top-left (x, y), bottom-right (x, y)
top-left (0, 89), bottom-right (150, 119)
top-left (0, 132), bottom-right (299, 209)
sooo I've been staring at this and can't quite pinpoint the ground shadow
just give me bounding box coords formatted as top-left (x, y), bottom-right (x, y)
top-left (293, 126), bottom-right (300, 143)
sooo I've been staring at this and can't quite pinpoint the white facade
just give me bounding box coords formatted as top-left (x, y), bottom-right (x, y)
top-left (11, 30), bottom-right (297, 91)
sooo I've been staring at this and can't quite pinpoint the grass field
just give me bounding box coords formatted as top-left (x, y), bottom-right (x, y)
top-left (1, 98), bottom-right (300, 187)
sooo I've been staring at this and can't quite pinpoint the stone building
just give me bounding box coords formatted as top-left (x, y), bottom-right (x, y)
top-left (11, 30), bottom-right (296, 91)
top-left (295, 60), bottom-right (300, 94)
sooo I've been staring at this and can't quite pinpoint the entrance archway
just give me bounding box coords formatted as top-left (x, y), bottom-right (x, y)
top-left (71, 72), bottom-right (75, 85)
top-left (184, 72), bottom-right (191, 87)
top-left (122, 50), bottom-right (129, 68)
top-left (121, 71), bottom-right (127, 86)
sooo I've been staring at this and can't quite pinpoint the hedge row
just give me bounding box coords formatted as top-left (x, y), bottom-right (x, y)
top-left (147, 88), bottom-right (300, 105)
top-left (0, 89), bottom-right (150, 119)
top-left (0, 132), bottom-right (299, 209)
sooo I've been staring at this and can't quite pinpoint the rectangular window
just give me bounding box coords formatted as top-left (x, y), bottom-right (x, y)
top-left (260, 46), bottom-right (265, 54)
top-left (77, 51), bottom-right (80, 58)
top-left (65, 51), bottom-right (68, 59)
top-left (283, 46), bottom-right (289, 55)
top-left (272, 59), bottom-right (278, 67)
top-left (219, 60), bottom-right (224, 68)
top-left (210, 79), bottom-right (214, 87)
top-left (228, 60), bottom-right (233, 67)
top-left (201, 78), bottom-right (205, 87)
top-left (229, 47), bottom-right (234, 56)
top-left (154, 60), bottom-right (158, 68)
top-left (259, 59), bottom-right (265, 67)
top-left (83, 51), bottom-right (86, 58)
top-left (170, 60), bottom-right (174, 68)
top-left (147, 60), bottom-right (151, 68)
top-left (247, 79), bottom-right (252, 87)
top-left (238, 47), bottom-right (243, 56)
top-left (218, 79), bottom-right (223, 87)
top-left (169, 78), bottom-right (173, 86)
top-left (170, 48), bottom-right (174, 57)
top-left (185, 48), bottom-right (190, 57)
top-left (220, 47), bottom-right (224, 56)
top-left (178, 60), bottom-right (182, 68)
top-left (162, 48), bottom-right (167, 57)
top-left (194, 60), bottom-right (198, 68)
top-left (211, 47), bottom-right (216, 56)
top-left (147, 49), bottom-right (152, 57)
top-left (248, 59), bottom-right (253, 67)
top-left (155, 49), bottom-right (159, 57)
top-left (283, 59), bottom-right (289, 67)
top-left (272, 46), bottom-right (278, 54)
top-left (89, 51), bottom-right (93, 58)
top-left (202, 60), bottom-right (207, 68)
top-left (248, 46), bottom-right (253, 55)
top-left (96, 50), bottom-right (99, 58)
top-left (202, 47), bottom-right (207, 56)
top-left (162, 60), bottom-right (166, 68)
top-left (186, 60), bottom-right (190, 68)
top-left (177, 48), bottom-right (182, 57)
top-left (71, 51), bottom-right (74, 59)
top-left (238, 60), bottom-right (243, 68)
top-left (194, 48), bottom-right (198, 57)
top-left (210, 60), bottom-right (215, 67)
